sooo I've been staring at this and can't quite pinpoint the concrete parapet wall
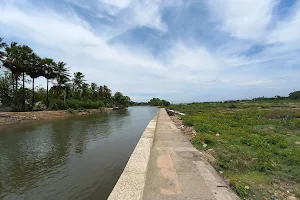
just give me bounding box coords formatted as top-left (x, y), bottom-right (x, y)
top-left (107, 112), bottom-right (159, 200)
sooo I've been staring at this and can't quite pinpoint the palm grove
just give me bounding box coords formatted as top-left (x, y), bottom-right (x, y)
top-left (0, 38), bottom-right (131, 111)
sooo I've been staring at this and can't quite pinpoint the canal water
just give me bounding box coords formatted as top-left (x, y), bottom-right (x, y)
top-left (0, 106), bottom-right (158, 200)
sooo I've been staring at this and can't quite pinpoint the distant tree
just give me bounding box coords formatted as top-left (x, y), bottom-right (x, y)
top-left (90, 82), bottom-right (97, 99)
top-left (0, 70), bottom-right (13, 106)
top-left (148, 98), bottom-right (170, 107)
top-left (55, 61), bottom-right (70, 104)
top-left (113, 91), bottom-right (130, 108)
top-left (0, 38), bottom-right (7, 67)
top-left (289, 91), bottom-right (300, 99)
top-left (72, 72), bottom-right (85, 91)
top-left (27, 54), bottom-right (44, 110)
top-left (3, 43), bottom-right (33, 110)
top-left (43, 58), bottom-right (56, 109)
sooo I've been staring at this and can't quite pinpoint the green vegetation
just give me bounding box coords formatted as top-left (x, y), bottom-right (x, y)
top-left (0, 37), bottom-right (131, 111)
top-left (171, 99), bottom-right (300, 199)
top-left (148, 98), bottom-right (170, 107)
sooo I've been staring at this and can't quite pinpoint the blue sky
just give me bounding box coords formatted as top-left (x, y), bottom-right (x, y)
top-left (0, 0), bottom-right (300, 103)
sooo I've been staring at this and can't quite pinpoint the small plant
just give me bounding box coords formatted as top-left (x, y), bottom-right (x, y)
top-left (67, 108), bottom-right (77, 115)
top-left (228, 103), bottom-right (238, 109)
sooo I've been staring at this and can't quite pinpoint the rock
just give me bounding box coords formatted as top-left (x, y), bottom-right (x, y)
top-left (216, 133), bottom-right (220, 137)
top-left (287, 196), bottom-right (296, 200)
top-left (295, 141), bottom-right (300, 145)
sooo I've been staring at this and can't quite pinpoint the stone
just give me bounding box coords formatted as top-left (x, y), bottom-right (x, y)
top-left (287, 196), bottom-right (296, 200)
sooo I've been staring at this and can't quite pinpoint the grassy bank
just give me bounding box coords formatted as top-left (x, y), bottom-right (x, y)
top-left (170, 100), bottom-right (300, 199)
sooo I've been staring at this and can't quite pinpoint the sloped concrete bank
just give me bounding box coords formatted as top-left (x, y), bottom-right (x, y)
top-left (108, 111), bottom-right (159, 200)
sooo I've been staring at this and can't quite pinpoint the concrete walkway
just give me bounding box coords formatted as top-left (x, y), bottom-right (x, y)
top-left (143, 109), bottom-right (239, 200)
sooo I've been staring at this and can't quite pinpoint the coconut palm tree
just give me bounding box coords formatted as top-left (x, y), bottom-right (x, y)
top-left (55, 61), bottom-right (70, 104)
top-left (72, 72), bottom-right (85, 91)
top-left (27, 54), bottom-right (44, 110)
top-left (0, 38), bottom-right (7, 67)
top-left (90, 82), bottom-right (97, 100)
top-left (43, 58), bottom-right (56, 109)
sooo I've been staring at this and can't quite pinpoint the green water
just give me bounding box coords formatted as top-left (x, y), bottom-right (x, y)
top-left (0, 106), bottom-right (158, 200)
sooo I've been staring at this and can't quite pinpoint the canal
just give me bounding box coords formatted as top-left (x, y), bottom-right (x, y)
top-left (0, 106), bottom-right (158, 200)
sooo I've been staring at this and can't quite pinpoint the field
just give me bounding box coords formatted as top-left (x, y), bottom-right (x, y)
top-left (170, 100), bottom-right (300, 199)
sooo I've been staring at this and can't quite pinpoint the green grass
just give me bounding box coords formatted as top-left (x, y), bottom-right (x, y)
top-left (171, 100), bottom-right (300, 199)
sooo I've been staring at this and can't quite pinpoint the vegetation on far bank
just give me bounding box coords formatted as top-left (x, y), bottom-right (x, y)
top-left (133, 98), bottom-right (170, 107)
top-left (0, 37), bottom-right (131, 112)
top-left (170, 96), bottom-right (300, 199)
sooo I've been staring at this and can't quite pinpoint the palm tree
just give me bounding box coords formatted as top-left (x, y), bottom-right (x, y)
top-left (3, 42), bottom-right (26, 109)
top-left (0, 38), bottom-right (7, 67)
top-left (20, 45), bottom-right (34, 111)
top-left (72, 72), bottom-right (85, 91)
top-left (43, 58), bottom-right (56, 109)
top-left (98, 85), bottom-right (104, 100)
top-left (90, 82), bottom-right (97, 100)
top-left (27, 54), bottom-right (44, 110)
top-left (55, 61), bottom-right (70, 104)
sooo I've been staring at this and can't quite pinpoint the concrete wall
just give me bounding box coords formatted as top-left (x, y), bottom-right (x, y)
top-left (107, 112), bottom-right (159, 200)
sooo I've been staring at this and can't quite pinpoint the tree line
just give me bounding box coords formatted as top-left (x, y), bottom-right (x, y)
top-left (0, 37), bottom-right (131, 111)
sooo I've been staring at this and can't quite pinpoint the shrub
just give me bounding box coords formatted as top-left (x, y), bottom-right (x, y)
top-left (49, 99), bottom-right (67, 110)
top-left (228, 103), bottom-right (238, 109)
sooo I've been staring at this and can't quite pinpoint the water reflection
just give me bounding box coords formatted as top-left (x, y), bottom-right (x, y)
top-left (0, 106), bottom-right (158, 200)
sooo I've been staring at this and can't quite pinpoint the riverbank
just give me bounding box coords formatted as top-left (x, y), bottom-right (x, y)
top-left (0, 108), bottom-right (114, 126)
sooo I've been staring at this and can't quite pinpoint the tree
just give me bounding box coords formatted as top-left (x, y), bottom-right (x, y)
top-left (113, 92), bottom-right (130, 108)
top-left (0, 70), bottom-right (13, 107)
top-left (148, 98), bottom-right (170, 107)
top-left (0, 38), bottom-right (7, 67)
top-left (20, 45), bottom-right (35, 111)
top-left (81, 83), bottom-right (90, 100)
top-left (27, 54), bottom-right (44, 110)
top-left (55, 61), bottom-right (70, 104)
top-left (289, 91), bottom-right (300, 99)
top-left (72, 72), bottom-right (85, 91)
top-left (103, 85), bottom-right (112, 106)
top-left (90, 82), bottom-right (97, 100)
top-left (3, 42), bottom-right (30, 110)
top-left (43, 58), bottom-right (56, 109)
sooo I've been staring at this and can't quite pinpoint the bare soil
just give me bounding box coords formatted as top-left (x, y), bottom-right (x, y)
top-left (0, 108), bottom-right (113, 126)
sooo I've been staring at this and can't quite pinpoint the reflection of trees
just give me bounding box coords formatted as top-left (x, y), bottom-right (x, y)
top-left (0, 120), bottom-right (74, 197)
top-left (0, 108), bottom-right (150, 199)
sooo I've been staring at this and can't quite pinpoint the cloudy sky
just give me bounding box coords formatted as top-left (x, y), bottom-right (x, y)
top-left (0, 0), bottom-right (299, 103)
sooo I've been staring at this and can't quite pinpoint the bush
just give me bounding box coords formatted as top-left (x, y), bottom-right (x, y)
top-left (33, 102), bottom-right (46, 111)
top-left (228, 103), bottom-right (238, 109)
top-left (65, 100), bottom-right (104, 110)
top-left (49, 99), bottom-right (67, 110)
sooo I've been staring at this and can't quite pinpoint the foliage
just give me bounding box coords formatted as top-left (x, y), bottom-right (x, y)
top-left (289, 91), bottom-right (300, 99)
top-left (148, 98), bottom-right (170, 107)
top-left (0, 37), bottom-right (131, 111)
top-left (172, 100), bottom-right (300, 199)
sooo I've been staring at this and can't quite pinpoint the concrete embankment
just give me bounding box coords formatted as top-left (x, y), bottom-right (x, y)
top-left (108, 112), bottom-right (159, 200)
top-left (108, 108), bottom-right (239, 200)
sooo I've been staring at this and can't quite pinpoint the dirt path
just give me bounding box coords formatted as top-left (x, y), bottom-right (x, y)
top-left (0, 108), bottom-right (113, 126)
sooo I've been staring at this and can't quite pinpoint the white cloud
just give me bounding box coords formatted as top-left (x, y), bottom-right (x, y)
top-left (1, 0), bottom-right (300, 102)
top-left (207, 0), bottom-right (275, 40)
top-left (268, 3), bottom-right (300, 44)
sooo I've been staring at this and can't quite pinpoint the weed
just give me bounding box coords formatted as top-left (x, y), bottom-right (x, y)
top-left (171, 99), bottom-right (300, 199)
